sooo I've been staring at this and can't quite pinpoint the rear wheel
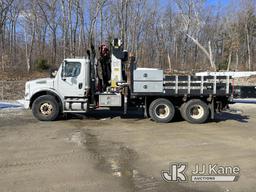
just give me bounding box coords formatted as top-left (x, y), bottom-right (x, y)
top-left (32, 95), bottom-right (60, 121)
top-left (180, 102), bottom-right (188, 121)
top-left (181, 99), bottom-right (209, 124)
top-left (149, 98), bottom-right (175, 123)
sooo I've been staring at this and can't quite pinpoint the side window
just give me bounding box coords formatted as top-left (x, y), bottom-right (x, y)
top-left (63, 62), bottom-right (81, 77)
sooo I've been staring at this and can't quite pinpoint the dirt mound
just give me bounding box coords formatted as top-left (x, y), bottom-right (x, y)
top-left (0, 71), bottom-right (49, 81)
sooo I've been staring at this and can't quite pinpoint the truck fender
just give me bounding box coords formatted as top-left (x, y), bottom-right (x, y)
top-left (29, 88), bottom-right (64, 110)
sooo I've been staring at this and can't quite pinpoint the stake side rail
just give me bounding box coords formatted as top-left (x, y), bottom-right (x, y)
top-left (131, 75), bottom-right (232, 97)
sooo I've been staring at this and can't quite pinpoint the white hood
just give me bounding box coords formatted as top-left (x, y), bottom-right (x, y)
top-left (26, 78), bottom-right (55, 95)
top-left (28, 78), bottom-right (54, 85)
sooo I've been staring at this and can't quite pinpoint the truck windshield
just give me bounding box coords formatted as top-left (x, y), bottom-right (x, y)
top-left (62, 62), bottom-right (81, 77)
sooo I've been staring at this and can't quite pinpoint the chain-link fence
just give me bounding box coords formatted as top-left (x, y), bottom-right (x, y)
top-left (0, 81), bottom-right (25, 100)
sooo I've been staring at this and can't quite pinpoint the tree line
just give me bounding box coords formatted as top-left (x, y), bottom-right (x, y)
top-left (0, 0), bottom-right (256, 73)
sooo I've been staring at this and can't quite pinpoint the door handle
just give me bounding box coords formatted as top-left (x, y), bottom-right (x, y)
top-left (78, 83), bottom-right (83, 89)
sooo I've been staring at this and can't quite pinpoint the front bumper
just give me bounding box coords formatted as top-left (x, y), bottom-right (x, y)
top-left (23, 99), bottom-right (30, 109)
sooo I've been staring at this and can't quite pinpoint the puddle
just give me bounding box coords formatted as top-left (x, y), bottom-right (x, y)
top-left (77, 129), bottom-right (207, 192)
top-left (67, 130), bottom-right (84, 147)
top-left (82, 129), bottom-right (161, 191)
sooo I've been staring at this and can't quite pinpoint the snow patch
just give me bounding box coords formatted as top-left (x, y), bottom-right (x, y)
top-left (0, 101), bottom-right (23, 110)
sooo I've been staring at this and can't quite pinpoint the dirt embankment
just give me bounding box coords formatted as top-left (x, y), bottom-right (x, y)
top-left (0, 70), bottom-right (48, 81)
top-left (0, 81), bottom-right (25, 100)
top-left (233, 76), bottom-right (256, 86)
top-left (0, 71), bottom-right (49, 100)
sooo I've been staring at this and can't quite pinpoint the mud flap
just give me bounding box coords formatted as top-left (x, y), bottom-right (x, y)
top-left (210, 98), bottom-right (215, 119)
top-left (144, 97), bottom-right (148, 118)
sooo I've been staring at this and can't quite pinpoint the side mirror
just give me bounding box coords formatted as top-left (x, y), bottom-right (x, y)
top-left (61, 61), bottom-right (67, 81)
top-left (50, 69), bottom-right (57, 78)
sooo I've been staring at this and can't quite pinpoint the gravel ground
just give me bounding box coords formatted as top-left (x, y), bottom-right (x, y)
top-left (0, 103), bottom-right (256, 192)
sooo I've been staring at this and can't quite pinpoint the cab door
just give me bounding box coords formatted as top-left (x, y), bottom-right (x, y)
top-left (56, 60), bottom-right (85, 97)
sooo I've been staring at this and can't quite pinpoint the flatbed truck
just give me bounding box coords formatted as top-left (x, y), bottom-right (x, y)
top-left (24, 39), bottom-right (233, 124)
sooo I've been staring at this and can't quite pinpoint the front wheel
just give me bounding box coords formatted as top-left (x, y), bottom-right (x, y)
top-left (149, 98), bottom-right (175, 123)
top-left (32, 95), bottom-right (60, 121)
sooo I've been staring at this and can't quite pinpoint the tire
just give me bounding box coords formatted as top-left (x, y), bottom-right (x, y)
top-left (182, 99), bottom-right (209, 124)
top-left (149, 98), bottom-right (175, 123)
top-left (180, 102), bottom-right (189, 121)
top-left (32, 95), bottom-right (60, 121)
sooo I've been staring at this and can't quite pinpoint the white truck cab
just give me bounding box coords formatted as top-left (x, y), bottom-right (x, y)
top-left (24, 58), bottom-right (91, 120)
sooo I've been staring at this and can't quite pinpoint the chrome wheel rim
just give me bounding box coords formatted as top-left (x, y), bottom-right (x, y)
top-left (40, 103), bottom-right (53, 116)
top-left (155, 104), bottom-right (170, 119)
top-left (190, 105), bottom-right (204, 119)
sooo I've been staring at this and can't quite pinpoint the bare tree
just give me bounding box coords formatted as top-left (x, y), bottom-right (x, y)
top-left (37, 0), bottom-right (60, 66)
top-left (87, 0), bottom-right (107, 51)
top-left (0, 0), bottom-right (15, 71)
top-left (187, 34), bottom-right (216, 71)
top-left (0, 0), bottom-right (256, 74)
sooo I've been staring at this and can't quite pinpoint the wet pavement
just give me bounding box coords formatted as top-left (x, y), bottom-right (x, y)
top-left (0, 103), bottom-right (256, 191)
